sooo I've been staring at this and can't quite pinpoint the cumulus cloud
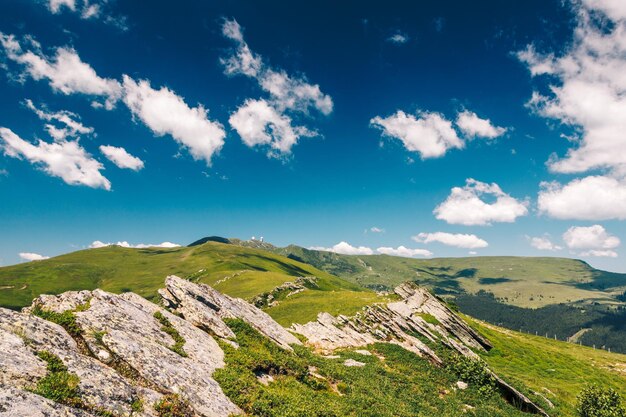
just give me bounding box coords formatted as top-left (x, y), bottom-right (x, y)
top-left (538, 176), bottom-right (626, 220)
top-left (0, 33), bottom-right (122, 109)
top-left (527, 235), bottom-right (562, 251)
top-left (309, 242), bottom-right (374, 255)
top-left (369, 227), bottom-right (385, 233)
top-left (456, 110), bottom-right (506, 139)
top-left (221, 19), bottom-right (332, 155)
top-left (412, 232), bottom-right (488, 249)
top-left (0, 127), bottom-right (110, 190)
top-left (434, 179), bottom-right (528, 226)
top-left (387, 32), bottom-right (409, 44)
top-left (122, 76), bottom-right (225, 165)
top-left (518, 1), bottom-right (626, 175)
top-left (370, 111), bottom-right (463, 159)
top-left (222, 19), bottom-right (333, 115)
top-left (562, 225), bottom-right (620, 251)
top-left (376, 246), bottom-right (432, 258)
top-left (19, 252), bottom-right (50, 261)
top-left (99, 145), bottom-right (144, 171)
top-left (229, 99), bottom-right (316, 156)
top-left (25, 99), bottom-right (93, 141)
top-left (89, 241), bottom-right (180, 249)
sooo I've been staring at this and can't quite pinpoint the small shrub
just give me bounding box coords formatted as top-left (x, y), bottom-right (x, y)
top-left (154, 394), bottom-right (193, 417)
top-left (131, 398), bottom-right (144, 413)
top-left (154, 311), bottom-right (188, 357)
top-left (577, 384), bottom-right (626, 417)
top-left (34, 350), bottom-right (81, 406)
top-left (445, 353), bottom-right (497, 396)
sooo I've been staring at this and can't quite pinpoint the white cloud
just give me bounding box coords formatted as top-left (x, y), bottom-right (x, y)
top-left (468, 251), bottom-right (478, 255)
top-left (48, 0), bottom-right (75, 13)
top-left (229, 99), bottom-right (316, 155)
top-left (89, 241), bottom-right (180, 249)
top-left (563, 225), bottom-right (620, 250)
top-left (25, 99), bottom-right (93, 141)
top-left (45, 0), bottom-right (127, 28)
top-left (0, 34), bottom-right (122, 109)
top-left (412, 232), bottom-right (488, 249)
top-left (309, 241), bottom-right (374, 255)
top-left (370, 110), bottom-right (463, 159)
top-left (387, 32), bottom-right (409, 44)
top-left (579, 249), bottom-right (618, 258)
top-left (456, 110), bottom-right (506, 139)
top-left (434, 179), bottom-right (528, 226)
top-left (527, 235), bottom-right (562, 251)
top-left (19, 252), bottom-right (50, 261)
top-left (99, 145), bottom-right (144, 171)
top-left (221, 19), bottom-right (332, 155)
top-left (376, 246), bottom-right (432, 258)
top-left (518, 1), bottom-right (626, 175)
top-left (370, 227), bottom-right (385, 233)
top-left (221, 19), bottom-right (333, 116)
top-left (538, 176), bottom-right (626, 220)
top-left (122, 76), bottom-right (225, 166)
top-left (0, 127), bottom-right (110, 190)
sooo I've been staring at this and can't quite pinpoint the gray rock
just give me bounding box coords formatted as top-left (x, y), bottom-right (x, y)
top-left (0, 386), bottom-right (96, 417)
top-left (160, 275), bottom-right (301, 350)
top-left (343, 359), bottom-right (366, 367)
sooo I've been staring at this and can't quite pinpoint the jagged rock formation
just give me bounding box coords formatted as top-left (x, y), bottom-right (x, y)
top-left (291, 282), bottom-right (548, 416)
top-left (1, 275), bottom-right (301, 417)
top-left (250, 276), bottom-right (318, 308)
top-left (0, 278), bottom-right (548, 417)
top-left (159, 275), bottom-right (301, 351)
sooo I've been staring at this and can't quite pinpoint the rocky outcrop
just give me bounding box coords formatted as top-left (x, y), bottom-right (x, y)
top-left (159, 275), bottom-right (301, 351)
top-left (291, 282), bottom-right (548, 417)
top-left (1, 275), bottom-right (311, 417)
top-left (0, 277), bottom-right (548, 417)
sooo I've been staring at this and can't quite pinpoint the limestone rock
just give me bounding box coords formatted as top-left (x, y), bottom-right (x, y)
top-left (343, 359), bottom-right (366, 367)
top-left (0, 386), bottom-right (96, 417)
top-left (0, 307), bottom-right (158, 417)
top-left (160, 275), bottom-right (301, 350)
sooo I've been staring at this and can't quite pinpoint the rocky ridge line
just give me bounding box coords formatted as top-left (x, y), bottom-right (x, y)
top-left (0, 277), bottom-right (549, 417)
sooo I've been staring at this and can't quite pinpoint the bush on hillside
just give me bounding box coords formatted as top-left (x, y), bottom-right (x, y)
top-left (577, 384), bottom-right (626, 417)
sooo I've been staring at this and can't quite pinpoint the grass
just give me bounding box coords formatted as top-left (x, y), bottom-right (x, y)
top-left (31, 306), bottom-right (82, 337)
top-left (467, 317), bottom-right (626, 416)
top-left (33, 350), bottom-right (81, 406)
top-left (265, 289), bottom-right (388, 326)
top-left (154, 311), bottom-right (187, 357)
top-left (213, 319), bottom-right (530, 417)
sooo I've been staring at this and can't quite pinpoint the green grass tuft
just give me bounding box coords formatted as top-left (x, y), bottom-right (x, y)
top-left (154, 311), bottom-right (187, 357)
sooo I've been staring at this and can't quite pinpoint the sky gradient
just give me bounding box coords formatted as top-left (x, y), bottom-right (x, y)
top-left (1, 0), bottom-right (626, 272)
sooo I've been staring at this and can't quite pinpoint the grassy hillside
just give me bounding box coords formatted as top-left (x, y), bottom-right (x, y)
top-left (275, 246), bottom-right (626, 308)
top-left (0, 241), bottom-right (385, 324)
top-left (469, 317), bottom-right (626, 416)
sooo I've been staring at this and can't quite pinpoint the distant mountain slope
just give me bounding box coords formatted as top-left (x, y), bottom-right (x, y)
top-left (271, 246), bottom-right (626, 306)
top-left (0, 241), bottom-right (384, 325)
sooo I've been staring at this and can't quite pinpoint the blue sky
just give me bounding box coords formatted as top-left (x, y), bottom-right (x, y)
top-left (1, 0), bottom-right (626, 272)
